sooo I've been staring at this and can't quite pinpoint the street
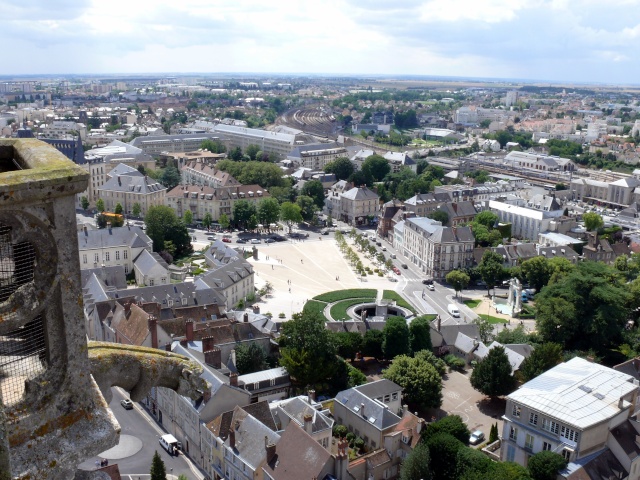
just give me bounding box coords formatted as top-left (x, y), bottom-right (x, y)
top-left (77, 388), bottom-right (202, 479)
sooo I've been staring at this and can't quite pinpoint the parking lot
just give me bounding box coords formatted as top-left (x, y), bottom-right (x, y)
top-left (439, 370), bottom-right (505, 440)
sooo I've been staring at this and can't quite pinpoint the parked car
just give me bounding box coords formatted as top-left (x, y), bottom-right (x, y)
top-left (120, 399), bottom-right (133, 410)
top-left (251, 239), bottom-right (261, 244)
top-left (427, 284), bottom-right (435, 291)
top-left (382, 247), bottom-right (387, 251)
top-left (401, 264), bottom-right (408, 269)
top-left (322, 230), bottom-right (330, 235)
top-left (422, 278), bottom-right (433, 285)
top-left (207, 236), bottom-right (216, 241)
top-left (393, 267), bottom-right (401, 275)
top-left (236, 238), bottom-right (248, 244)
top-left (469, 430), bottom-right (485, 445)
top-left (265, 238), bottom-right (275, 243)
top-left (222, 237), bottom-right (232, 243)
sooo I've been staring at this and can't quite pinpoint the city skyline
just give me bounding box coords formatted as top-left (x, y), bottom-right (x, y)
top-left (2, 0), bottom-right (640, 85)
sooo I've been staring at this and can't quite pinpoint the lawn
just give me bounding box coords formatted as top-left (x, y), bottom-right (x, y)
top-left (463, 299), bottom-right (481, 309)
top-left (314, 289), bottom-right (377, 303)
top-left (303, 300), bottom-right (327, 316)
top-left (478, 314), bottom-right (508, 324)
top-left (329, 298), bottom-right (375, 321)
top-left (382, 290), bottom-right (415, 313)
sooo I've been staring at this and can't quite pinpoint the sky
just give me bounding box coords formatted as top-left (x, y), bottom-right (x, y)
top-left (2, 0), bottom-right (640, 84)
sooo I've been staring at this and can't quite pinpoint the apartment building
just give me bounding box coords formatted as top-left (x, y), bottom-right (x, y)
top-left (130, 133), bottom-right (225, 155)
top-left (208, 124), bottom-right (304, 159)
top-left (96, 167), bottom-right (166, 216)
top-left (501, 357), bottom-right (639, 479)
top-left (286, 142), bottom-right (348, 170)
top-left (333, 186), bottom-right (380, 226)
top-left (486, 200), bottom-right (563, 241)
top-left (77, 224), bottom-right (152, 274)
top-left (402, 217), bottom-right (474, 280)
top-left (180, 160), bottom-right (240, 188)
top-left (165, 183), bottom-right (269, 222)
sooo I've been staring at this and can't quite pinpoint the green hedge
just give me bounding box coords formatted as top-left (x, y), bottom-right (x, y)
top-left (382, 290), bottom-right (415, 313)
top-left (329, 298), bottom-right (375, 321)
top-left (314, 289), bottom-right (377, 303)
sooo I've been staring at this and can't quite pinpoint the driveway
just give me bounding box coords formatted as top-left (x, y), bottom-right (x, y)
top-left (438, 370), bottom-right (505, 440)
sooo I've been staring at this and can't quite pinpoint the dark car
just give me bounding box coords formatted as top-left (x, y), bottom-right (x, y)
top-left (422, 278), bottom-right (434, 285)
top-left (401, 264), bottom-right (408, 269)
top-left (236, 238), bottom-right (248, 244)
top-left (265, 238), bottom-right (275, 243)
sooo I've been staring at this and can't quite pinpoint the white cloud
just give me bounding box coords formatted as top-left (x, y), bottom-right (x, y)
top-left (0, 0), bottom-right (639, 84)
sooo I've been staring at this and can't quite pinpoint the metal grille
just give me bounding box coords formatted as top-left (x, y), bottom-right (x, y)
top-left (0, 222), bottom-right (44, 406)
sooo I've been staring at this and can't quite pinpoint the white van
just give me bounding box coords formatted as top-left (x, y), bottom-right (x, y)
top-left (159, 434), bottom-right (182, 456)
top-left (447, 304), bottom-right (460, 318)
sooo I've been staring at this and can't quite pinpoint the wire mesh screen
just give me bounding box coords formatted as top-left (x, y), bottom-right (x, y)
top-left (0, 316), bottom-right (47, 406)
top-left (0, 222), bottom-right (44, 406)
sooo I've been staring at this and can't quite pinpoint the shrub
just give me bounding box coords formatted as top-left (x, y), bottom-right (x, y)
top-left (353, 437), bottom-right (365, 452)
top-left (346, 432), bottom-right (355, 444)
top-left (333, 424), bottom-right (348, 438)
top-left (278, 312), bottom-right (286, 318)
top-left (265, 312), bottom-right (273, 318)
top-left (445, 354), bottom-right (467, 371)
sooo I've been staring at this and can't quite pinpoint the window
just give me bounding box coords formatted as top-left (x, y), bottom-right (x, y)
top-left (124, 264), bottom-right (128, 274)
top-left (182, 298), bottom-right (188, 306)
top-left (82, 254), bottom-right (87, 264)
top-left (115, 250), bottom-right (120, 260)
top-left (542, 419), bottom-right (559, 435)
top-left (529, 413), bottom-right (538, 426)
top-left (561, 426), bottom-right (579, 443)
top-left (562, 449), bottom-right (572, 461)
top-left (124, 250), bottom-right (128, 259)
top-left (509, 426), bottom-right (518, 441)
top-left (105, 252), bottom-right (110, 261)
top-left (94, 253), bottom-right (99, 263)
top-left (543, 442), bottom-right (552, 451)
top-left (149, 279), bottom-right (154, 286)
top-left (161, 277), bottom-right (167, 284)
top-left (512, 404), bottom-right (521, 418)
top-left (525, 434), bottom-right (534, 450)
top-left (384, 394), bottom-right (390, 403)
top-left (168, 300), bottom-right (173, 307)
top-left (392, 392), bottom-right (398, 401)
top-left (506, 444), bottom-right (515, 462)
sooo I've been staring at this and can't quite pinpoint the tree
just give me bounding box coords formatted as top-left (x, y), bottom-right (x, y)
top-left (182, 209), bottom-right (193, 226)
top-left (160, 165), bottom-right (182, 190)
top-left (145, 205), bottom-right (193, 258)
top-left (132, 202), bottom-right (142, 218)
top-left (150, 451), bottom-right (166, 480)
top-left (535, 261), bottom-right (631, 351)
top-left (383, 316), bottom-right (411, 359)
top-left (446, 270), bottom-right (470, 299)
top-left (426, 433), bottom-right (465, 480)
top-left (470, 346), bottom-right (517, 398)
top-left (409, 315), bottom-right (433, 354)
top-left (474, 211), bottom-right (499, 229)
top-left (258, 198), bottom-right (280, 229)
top-left (349, 170), bottom-right (373, 187)
top-left (245, 144), bottom-right (261, 161)
top-left (301, 180), bottom-right (325, 209)
top-left (383, 354), bottom-right (443, 409)
top-left (218, 213), bottom-right (230, 230)
top-left (235, 342), bottom-right (268, 375)
top-left (518, 343), bottom-right (563, 382)
top-left (422, 415), bottom-right (470, 445)
top-left (96, 198), bottom-right (105, 213)
top-left (200, 139), bottom-right (226, 153)
top-left (521, 256), bottom-right (552, 292)
top-left (280, 202), bottom-right (303, 233)
top-left (494, 324), bottom-right (529, 344)
top-left (477, 250), bottom-right (506, 295)
top-left (114, 203), bottom-right (123, 215)
top-left (362, 329), bottom-right (384, 359)
top-left (233, 199), bottom-right (257, 230)
top-left (456, 446), bottom-right (493, 479)
top-left (331, 331), bottom-right (362, 362)
top-left (428, 210), bottom-right (449, 225)
top-left (582, 212), bottom-right (604, 231)
top-left (324, 157), bottom-right (354, 180)
top-left (362, 154), bottom-right (391, 181)
top-left (400, 442), bottom-right (431, 480)
top-left (279, 311), bottom-right (339, 388)
top-left (296, 195), bottom-right (316, 222)
top-left (80, 196), bottom-right (90, 211)
top-left (527, 451), bottom-right (568, 480)
top-left (489, 423), bottom-right (499, 443)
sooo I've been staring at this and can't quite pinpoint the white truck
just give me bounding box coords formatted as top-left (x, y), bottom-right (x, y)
top-left (159, 434), bottom-right (182, 456)
top-left (447, 304), bottom-right (460, 318)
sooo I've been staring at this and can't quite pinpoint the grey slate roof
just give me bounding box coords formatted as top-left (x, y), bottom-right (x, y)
top-left (81, 265), bottom-right (127, 290)
top-left (354, 379), bottom-right (402, 400)
top-left (335, 388), bottom-right (401, 431)
top-left (78, 225), bottom-right (152, 251)
top-left (273, 397), bottom-right (333, 434)
top-left (340, 186), bottom-right (379, 201)
top-left (133, 249), bottom-right (169, 275)
top-left (197, 256), bottom-right (254, 290)
top-left (99, 169), bottom-right (166, 194)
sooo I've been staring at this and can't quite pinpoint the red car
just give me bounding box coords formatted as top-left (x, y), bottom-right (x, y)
top-left (222, 237), bottom-right (232, 243)
top-left (393, 267), bottom-right (401, 275)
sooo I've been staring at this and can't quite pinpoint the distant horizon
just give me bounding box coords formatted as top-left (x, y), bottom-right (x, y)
top-left (1, 72), bottom-right (639, 89)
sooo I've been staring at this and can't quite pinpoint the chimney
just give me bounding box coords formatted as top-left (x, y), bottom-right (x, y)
top-left (265, 436), bottom-right (277, 463)
top-left (231, 349), bottom-right (237, 367)
top-left (123, 300), bottom-right (131, 315)
top-left (230, 372), bottom-right (238, 387)
top-left (165, 343), bottom-right (171, 351)
top-left (148, 314), bottom-right (158, 349)
top-left (416, 419), bottom-right (424, 434)
top-left (243, 312), bottom-right (249, 323)
top-left (229, 428), bottom-right (236, 449)
top-left (204, 347), bottom-right (222, 369)
top-left (83, 225), bottom-right (88, 236)
top-left (202, 336), bottom-right (215, 352)
top-left (403, 404), bottom-right (408, 414)
top-left (117, 176), bottom-right (121, 186)
top-left (437, 315), bottom-right (441, 332)
top-left (202, 389), bottom-right (211, 404)
top-left (308, 389), bottom-right (316, 403)
top-left (185, 319), bottom-right (194, 342)
top-left (360, 403), bottom-right (365, 417)
top-left (303, 413), bottom-right (313, 434)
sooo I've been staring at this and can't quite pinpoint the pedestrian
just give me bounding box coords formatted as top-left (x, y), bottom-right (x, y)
top-left (95, 460), bottom-right (100, 469)
top-left (272, 265), bottom-right (274, 270)
top-left (301, 259), bottom-right (303, 263)
top-left (289, 287), bottom-right (291, 293)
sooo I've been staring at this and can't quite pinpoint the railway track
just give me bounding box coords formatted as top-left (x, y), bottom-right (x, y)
top-left (277, 106), bottom-right (337, 138)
